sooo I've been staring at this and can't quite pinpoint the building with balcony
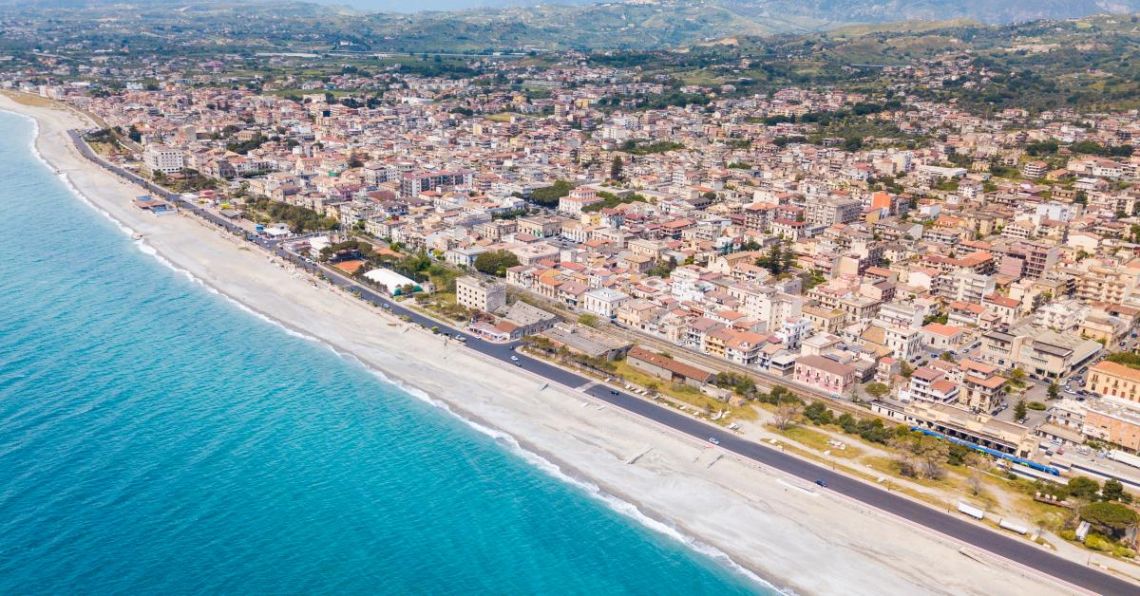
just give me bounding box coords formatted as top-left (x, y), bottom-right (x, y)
top-left (794, 355), bottom-right (856, 395)
top-left (1087, 361), bottom-right (1140, 404)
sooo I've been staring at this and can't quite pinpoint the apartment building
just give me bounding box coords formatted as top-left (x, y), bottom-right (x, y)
top-left (143, 144), bottom-right (185, 174)
top-left (960, 360), bottom-right (1007, 414)
top-left (455, 276), bottom-right (507, 313)
top-left (400, 170), bottom-right (474, 197)
top-left (981, 325), bottom-right (1101, 381)
top-left (906, 367), bottom-right (960, 404)
top-left (1074, 261), bottom-right (1140, 304)
top-left (982, 293), bottom-right (1021, 327)
top-left (516, 216), bottom-right (563, 239)
top-left (742, 202), bottom-right (776, 233)
top-left (1004, 241), bottom-right (1058, 280)
top-left (805, 197), bottom-right (862, 226)
top-left (1087, 361), bottom-right (1140, 404)
top-left (935, 270), bottom-right (995, 304)
top-left (1084, 398), bottom-right (1140, 452)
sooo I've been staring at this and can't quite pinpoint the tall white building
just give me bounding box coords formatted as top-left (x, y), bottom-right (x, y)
top-left (143, 145), bottom-right (184, 175)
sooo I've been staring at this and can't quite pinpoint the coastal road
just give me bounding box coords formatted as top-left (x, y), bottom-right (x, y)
top-left (285, 249), bottom-right (1135, 595)
top-left (66, 132), bottom-right (1135, 594)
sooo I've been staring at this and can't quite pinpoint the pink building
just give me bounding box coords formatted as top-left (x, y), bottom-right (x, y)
top-left (794, 355), bottom-right (856, 395)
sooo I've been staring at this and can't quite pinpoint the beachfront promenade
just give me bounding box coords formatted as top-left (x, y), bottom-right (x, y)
top-left (311, 258), bottom-right (1137, 595)
top-left (67, 132), bottom-right (1136, 595)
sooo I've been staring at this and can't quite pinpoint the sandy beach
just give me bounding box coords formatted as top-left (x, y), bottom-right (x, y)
top-left (0, 95), bottom-right (1081, 595)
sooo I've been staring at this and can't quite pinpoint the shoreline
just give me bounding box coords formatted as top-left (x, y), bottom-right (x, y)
top-left (0, 96), bottom-right (1082, 596)
top-left (3, 101), bottom-right (780, 591)
top-left (4, 107), bottom-right (774, 589)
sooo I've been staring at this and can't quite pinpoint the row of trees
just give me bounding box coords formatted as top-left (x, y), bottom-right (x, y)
top-left (318, 239), bottom-right (372, 262)
top-left (1039, 475), bottom-right (1133, 504)
top-left (1026, 139), bottom-right (1134, 158)
top-left (617, 140), bottom-right (685, 155)
top-left (527, 180), bottom-right (574, 207)
top-left (247, 198), bottom-right (338, 233)
top-left (582, 191), bottom-right (647, 213)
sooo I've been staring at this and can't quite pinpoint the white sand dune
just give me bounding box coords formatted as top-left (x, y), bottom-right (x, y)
top-left (1, 96), bottom-right (1076, 596)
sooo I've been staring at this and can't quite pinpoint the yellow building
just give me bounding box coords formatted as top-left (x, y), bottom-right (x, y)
top-left (1087, 361), bottom-right (1140, 404)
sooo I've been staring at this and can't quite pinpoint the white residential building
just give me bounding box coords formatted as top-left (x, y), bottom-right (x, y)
top-left (582, 288), bottom-right (630, 319)
top-left (144, 145), bottom-right (184, 175)
top-left (456, 276), bottom-right (507, 313)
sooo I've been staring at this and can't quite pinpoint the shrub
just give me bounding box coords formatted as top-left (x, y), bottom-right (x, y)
top-left (1080, 501), bottom-right (1140, 532)
top-left (803, 402), bottom-right (834, 425)
top-left (1058, 529), bottom-right (1077, 541)
top-left (1084, 533), bottom-right (1114, 552)
top-left (1114, 545), bottom-right (1137, 558)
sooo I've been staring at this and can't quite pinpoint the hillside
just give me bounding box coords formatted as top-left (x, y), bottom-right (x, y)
top-left (1, 0), bottom-right (1138, 52)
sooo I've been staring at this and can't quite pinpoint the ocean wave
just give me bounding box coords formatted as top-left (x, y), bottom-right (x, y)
top-left (12, 108), bottom-right (782, 594)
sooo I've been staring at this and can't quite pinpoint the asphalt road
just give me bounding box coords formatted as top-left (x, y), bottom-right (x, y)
top-left (68, 132), bottom-right (1135, 594)
top-left (288, 249), bottom-right (1134, 595)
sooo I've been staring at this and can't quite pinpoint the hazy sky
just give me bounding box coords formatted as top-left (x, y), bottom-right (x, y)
top-left (313, 0), bottom-right (593, 12)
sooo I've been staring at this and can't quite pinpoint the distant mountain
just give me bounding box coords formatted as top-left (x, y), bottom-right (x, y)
top-left (346, 0), bottom-right (1140, 50)
top-left (1, 0), bottom-right (1137, 51)
top-left (326, 0), bottom-right (1140, 24)
top-left (730, 1), bottom-right (1140, 24)
top-left (12, 0), bottom-right (1131, 23)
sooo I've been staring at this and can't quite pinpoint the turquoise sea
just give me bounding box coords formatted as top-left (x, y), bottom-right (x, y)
top-left (0, 111), bottom-right (768, 594)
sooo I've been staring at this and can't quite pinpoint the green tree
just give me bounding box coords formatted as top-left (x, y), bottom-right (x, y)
top-left (1068, 476), bottom-right (1101, 501)
top-left (756, 241), bottom-right (786, 275)
top-left (1047, 382), bottom-right (1060, 400)
top-left (1102, 479), bottom-right (1132, 503)
top-left (528, 180), bottom-right (573, 207)
top-left (610, 155), bottom-right (624, 181)
top-left (1014, 399), bottom-right (1028, 422)
top-left (646, 256), bottom-right (678, 278)
top-left (803, 402), bottom-right (834, 425)
top-left (473, 250), bottom-right (520, 277)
